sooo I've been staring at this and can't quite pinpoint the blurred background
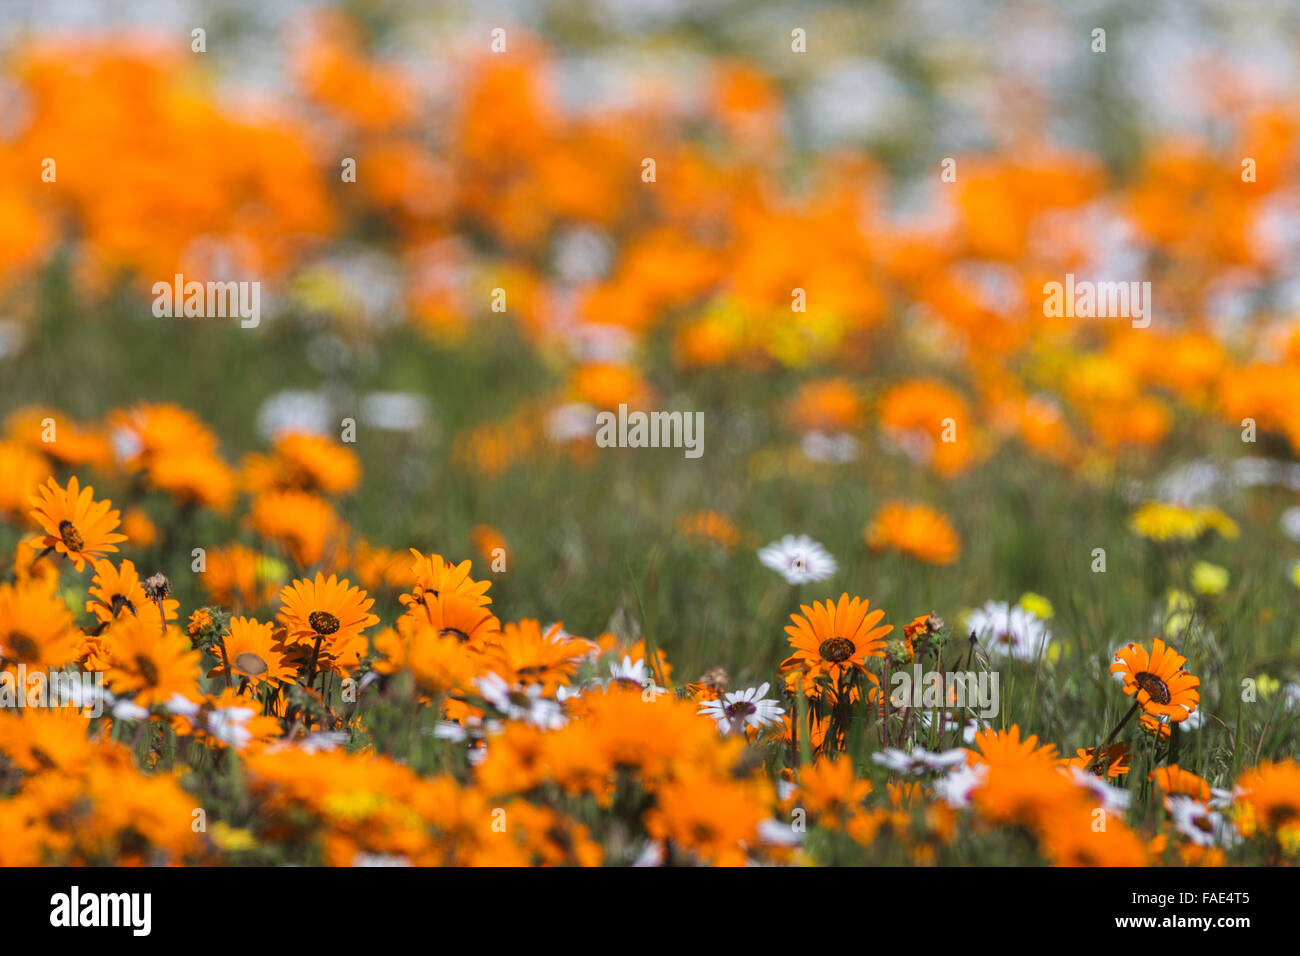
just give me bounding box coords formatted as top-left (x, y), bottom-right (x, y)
top-left (2, 0), bottom-right (1300, 686)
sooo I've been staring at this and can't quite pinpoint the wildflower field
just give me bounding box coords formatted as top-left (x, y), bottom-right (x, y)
top-left (1, 0), bottom-right (1299, 879)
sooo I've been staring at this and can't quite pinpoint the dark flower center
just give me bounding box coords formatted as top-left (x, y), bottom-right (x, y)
top-left (724, 700), bottom-right (757, 719)
top-left (135, 654), bottom-right (159, 685)
top-left (110, 593), bottom-right (137, 617)
top-left (7, 632), bottom-right (38, 661)
top-left (58, 520), bottom-right (84, 551)
top-left (1134, 671), bottom-right (1171, 704)
top-left (309, 611), bottom-right (341, 636)
top-left (440, 627), bottom-right (470, 642)
top-left (234, 652), bottom-right (268, 676)
top-left (819, 637), bottom-right (856, 663)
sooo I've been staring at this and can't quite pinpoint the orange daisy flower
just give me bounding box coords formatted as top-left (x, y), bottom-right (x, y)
top-left (1149, 764), bottom-right (1212, 804)
top-left (966, 725), bottom-right (1060, 767)
top-left (865, 501), bottom-right (961, 566)
top-left (792, 756), bottom-right (872, 830)
top-left (1109, 638), bottom-right (1200, 722)
top-left (399, 591), bottom-right (501, 650)
top-left (277, 574), bottom-right (379, 659)
top-left (1233, 759), bottom-right (1300, 837)
top-left (86, 559), bottom-right (178, 628)
top-left (251, 490), bottom-right (345, 570)
top-left (29, 475), bottom-right (127, 572)
top-left (100, 617), bottom-right (202, 707)
top-left (481, 619), bottom-right (592, 693)
top-left (0, 579), bottom-right (80, 671)
top-left (211, 617), bottom-right (294, 688)
top-left (781, 593), bottom-right (892, 685)
top-left (400, 551), bottom-right (492, 612)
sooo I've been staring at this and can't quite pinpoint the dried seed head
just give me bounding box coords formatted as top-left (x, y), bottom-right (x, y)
top-left (143, 572), bottom-right (171, 601)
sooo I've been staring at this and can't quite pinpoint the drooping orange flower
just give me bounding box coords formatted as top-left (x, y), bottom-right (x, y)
top-left (28, 475), bottom-right (127, 572)
top-left (865, 501), bottom-right (961, 566)
top-left (1068, 743), bottom-right (1131, 779)
top-left (400, 551), bottom-right (492, 613)
top-left (85, 558), bottom-right (178, 629)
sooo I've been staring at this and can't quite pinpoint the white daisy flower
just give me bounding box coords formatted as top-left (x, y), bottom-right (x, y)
top-left (800, 430), bottom-right (860, 464)
top-left (757, 818), bottom-right (805, 846)
top-left (476, 673), bottom-right (567, 729)
top-left (111, 698), bottom-right (150, 722)
top-left (871, 747), bottom-right (968, 774)
top-left (916, 711), bottom-right (983, 744)
top-left (602, 654), bottom-right (667, 698)
top-left (632, 840), bottom-right (665, 867)
top-left (1167, 795), bottom-right (1239, 848)
top-left (698, 683), bottom-right (784, 735)
top-left (965, 601), bottom-right (1051, 661)
top-left (1068, 766), bottom-right (1132, 812)
top-left (1281, 506), bottom-right (1300, 543)
top-left (53, 676), bottom-right (103, 712)
top-left (352, 853), bottom-right (413, 867)
top-left (757, 534), bottom-right (837, 585)
top-left (433, 721), bottom-right (468, 742)
top-left (1177, 705), bottom-right (1204, 731)
top-left (206, 706), bottom-right (256, 749)
top-left (555, 683), bottom-right (585, 703)
top-left (164, 693), bottom-right (200, 718)
top-left (1208, 787), bottom-right (1235, 810)
top-left (294, 731), bottom-right (349, 753)
top-left (933, 762), bottom-right (988, 808)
